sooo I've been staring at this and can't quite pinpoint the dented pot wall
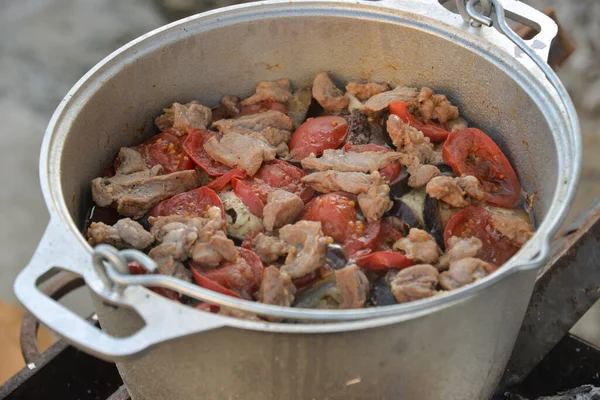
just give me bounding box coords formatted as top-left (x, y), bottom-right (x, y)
top-left (15, 0), bottom-right (580, 399)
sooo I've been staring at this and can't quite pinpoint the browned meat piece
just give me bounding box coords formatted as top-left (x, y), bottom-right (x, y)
top-left (425, 175), bottom-right (485, 208)
top-left (335, 264), bottom-right (370, 309)
top-left (212, 110), bottom-right (294, 133)
top-left (287, 88), bottom-right (312, 128)
top-left (438, 236), bottom-right (483, 270)
top-left (407, 164), bottom-right (441, 188)
top-left (116, 147), bottom-right (148, 175)
top-left (447, 117), bottom-right (468, 132)
top-left (279, 221), bottom-right (327, 278)
top-left (390, 264), bottom-right (439, 303)
top-left (241, 79), bottom-right (293, 105)
top-left (346, 81), bottom-right (390, 101)
top-left (259, 266), bottom-right (296, 307)
top-left (218, 307), bottom-right (261, 321)
top-left (413, 87), bottom-right (459, 124)
top-left (253, 233), bottom-right (291, 264)
top-left (439, 257), bottom-right (495, 290)
top-left (91, 169), bottom-right (200, 219)
top-left (312, 72), bottom-right (349, 113)
top-left (357, 174), bottom-right (393, 222)
top-left (344, 110), bottom-right (371, 145)
top-left (219, 95), bottom-right (241, 118)
top-left (148, 207), bottom-right (238, 267)
top-left (203, 131), bottom-right (276, 176)
top-left (260, 127), bottom-right (292, 147)
top-left (263, 190), bottom-right (304, 231)
top-left (489, 213), bottom-right (534, 246)
top-left (387, 114), bottom-right (441, 164)
top-left (362, 86), bottom-right (418, 116)
top-left (87, 218), bottom-right (154, 249)
top-left (301, 170), bottom-right (375, 194)
top-left (301, 149), bottom-right (409, 173)
top-left (394, 228), bottom-right (440, 264)
top-left (154, 107), bottom-right (174, 131)
top-left (155, 256), bottom-right (192, 283)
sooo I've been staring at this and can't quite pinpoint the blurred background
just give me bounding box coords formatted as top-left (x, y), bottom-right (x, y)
top-left (0, 0), bottom-right (599, 384)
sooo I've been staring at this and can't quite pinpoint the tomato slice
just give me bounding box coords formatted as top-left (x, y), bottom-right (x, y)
top-left (376, 222), bottom-right (404, 251)
top-left (206, 168), bottom-right (247, 192)
top-left (190, 248), bottom-right (264, 299)
top-left (241, 159), bottom-right (314, 204)
top-left (240, 101), bottom-right (288, 116)
top-left (444, 206), bottom-right (519, 265)
top-left (355, 251), bottom-right (414, 271)
top-left (127, 132), bottom-right (194, 173)
top-left (289, 116), bottom-right (349, 160)
top-left (149, 186), bottom-right (225, 218)
top-left (182, 129), bottom-right (231, 176)
top-left (389, 102), bottom-right (451, 143)
top-left (301, 193), bottom-right (358, 243)
top-left (344, 220), bottom-right (383, 259)
top-left (232, 178), bottom-right (265, 218)
top-left (443, 128), bottom-right (521, 208)
top-left (343, 143), bottom-right (401, 182)
top-left (292, 271), bottom-right (320, 290)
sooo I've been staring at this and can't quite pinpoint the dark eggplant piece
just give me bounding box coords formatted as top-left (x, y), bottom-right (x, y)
top-left (389, 166), bottom-right (410, 198)
top-left (304, 96), bottom-right (325, 119)
top-left (368, 275), bottom-right (397, 307)
top-left (373, 111), bottom-right (394, 148)
top-left (326, 244), bottom-right (348, 270)
top-left (434, 163), bottom-right (455, 177)
top-left (136, 215), bottom-right (150, 231)
top-left (293, 278), bottom-right (341, 309)
top-left (384, 198), bottom-right (423, 235)
top-left (423, 194), bottom-right (445, 250)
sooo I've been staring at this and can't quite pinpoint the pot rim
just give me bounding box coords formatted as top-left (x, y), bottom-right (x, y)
top-left (37, 0), bottom-right (580, 331)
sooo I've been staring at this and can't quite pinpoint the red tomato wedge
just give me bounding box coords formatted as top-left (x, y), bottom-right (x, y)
top-left (289, 116), bottom-right (348, 160)
top-left (376, 222), bottom-right (404, 251)
top-left (355, 251), bottom-right (414, 271)
top-left (389, 102), bottom-right (451, 143)
top-left (182, 129), bottom-right (231, 176)
top-left (443, 128), bottom-right (522, 208)
top-left (344, 220), bottom-right (383, 259)
top-left (232, 178), bottom-right (265, 218)
top-left (444, 206), bottom-right (519, 266)
top-left (240, 159), bottom-right (314, 204)
top-left (126, 131), bottom-right (194, 173)
top-left (343, 143), bottom-right (401, 182)
top-left (301, 193), bottom-right (358, 243)
top-left (206, 168), bottom-right (247, 192)
top-left (240, 101), bottom-right (288, 116)
top-left (149, 187), bottom-right (224, 218)
top-left (190, 248), bottom-right (264, 299)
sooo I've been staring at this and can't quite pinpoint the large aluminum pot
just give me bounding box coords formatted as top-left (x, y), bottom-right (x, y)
top-left (14, 0), bottom-right (580, 398)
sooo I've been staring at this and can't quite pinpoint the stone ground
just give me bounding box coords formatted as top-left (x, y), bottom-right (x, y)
top-left (0, 0), bottom-right (598, 381)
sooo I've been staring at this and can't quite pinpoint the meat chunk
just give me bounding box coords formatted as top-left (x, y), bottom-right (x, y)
top-left (344, 110), bottom-right (372, 145)
top-left (259, 266), bottom-right (296, 307)
top-left (218, 307), bottom-right (261, 321)
top-left (357, 174), bottom-right (393, 222)
top-left (240, 79), bottom-right (293, 105)
top-left (425, 175), bottom-right (485, 208)
top-left (219, 95), bottom-right (241, 118)
top-left (301, 170), bottom-right (376, 194)
top-left (387, 114), bottom-right (442, 164)
top-left (91, 168), bottom-right (200, 219)
top-left (438, 236), bottom-right (482, 270)
top-left (489, 213), bottom-right (534, 246)
top-left (155, 256), bottom-right (192, 283)
top-left (148, 207), bottom-right (238, 267)
top-left (301, 149), bottom-right (409, 174)
top-left (393, 228), bottom-right (440, 264)
top-left (346, 81), bottom-right (390, 101)
top-left (439, 257), bottom-right (495, 290)
top-left (413, 87), bottom-right (459, 124)
top-left (259, 127), bottom-right (292, 147)
top-left (407, 164), bottom-right (441, 188)
top-left (253, 233), bottom-right (290, 264)
top-left (362, 86), bottom-right (418, 116)
top-left (263, 190), bottom-right (304, 231)
top-left (447, 117), bottom-right (468, 132)
top-left (312, 72), bottom-right (349, 113)
top-left (116, 147), bottom-right (148, 175)
top-left (87, 218), bottom-right (154, 249)
top-left (203, 131), bottom-right (276, 176)
top-left (287, 88), bottom-right (312, 128)
top-left (212, 110), bottom-right (294, 133)
top-left (390, 264), bottom-right (440, 303)
top-left (279, 221), bottom-right (328, 278)
top-left (172, 101), bottom-right (212, 133)
top-left (335, 264), bottom-right (370, 309)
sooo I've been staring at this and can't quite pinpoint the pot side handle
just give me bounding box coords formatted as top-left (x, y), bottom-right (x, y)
top-left (14, 220), bottom-right (226, 362)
